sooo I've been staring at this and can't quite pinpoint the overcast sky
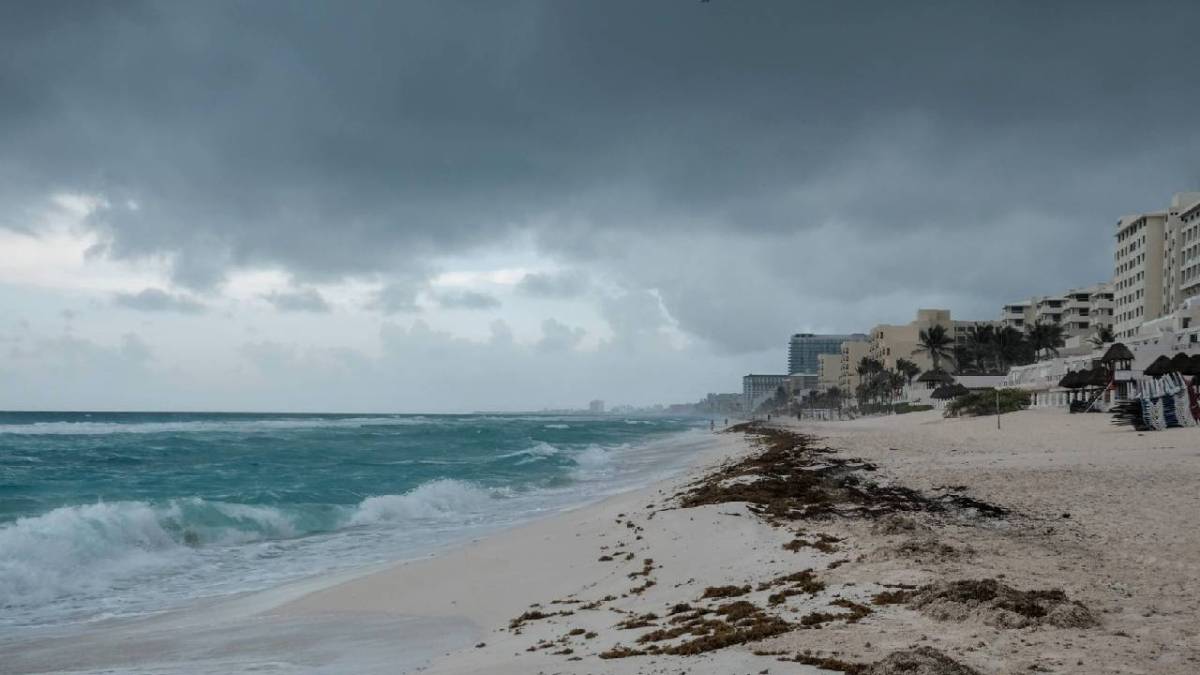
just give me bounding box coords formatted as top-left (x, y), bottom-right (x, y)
top-left (2, 1), bottom-right (1199, 412)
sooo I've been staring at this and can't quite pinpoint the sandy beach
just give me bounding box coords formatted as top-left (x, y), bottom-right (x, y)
top-left (7, 409), bottom-right (1200, 674)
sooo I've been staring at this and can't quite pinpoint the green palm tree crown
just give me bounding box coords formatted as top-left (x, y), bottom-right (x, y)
top-left (913, 324), bottom-right (955, 372)
top-left (1027, 322), bottom-right (1065, 360)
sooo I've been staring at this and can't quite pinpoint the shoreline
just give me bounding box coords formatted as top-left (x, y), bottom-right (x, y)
top-left (8, 409), bottom-right (1200, 673)
top-left (1, 426), bottom-right (749, 674)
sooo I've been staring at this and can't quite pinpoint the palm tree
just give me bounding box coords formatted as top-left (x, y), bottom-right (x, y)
top-left (1087, 326), bottom-right (1116, 349)
top-left (991, 325), bottom-right (1028, 371)
top-left (913, 324), bottom-right (955, 372)
top-left (1027, 322), bottom-right (1065, 361)
top-left (959, 325), bottom-right (995, 374)
top-left (894, 358), bottom-right (920, 386)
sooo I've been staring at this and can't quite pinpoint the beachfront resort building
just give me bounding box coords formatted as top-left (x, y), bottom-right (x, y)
top-left (838, 340), bottom-right (871, 393)
top-left (1110, 192), bottom-right (1200, 340)
top-left (1001, 282), bottom-right (1114, 345)
top-left (868, 309), bottom-right (995, 372)
top-left (1001, 301), bottom-right (1033, 330)
top-left (1114, 210), bottom-right (1167, 339)
top-left (742, 374), bottom-right (789, 411)
top-left (817, 353), bottom-right (841, 391)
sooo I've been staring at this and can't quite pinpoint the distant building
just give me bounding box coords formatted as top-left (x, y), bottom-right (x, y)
top-left (698, 393), bottom-right (742, 415)
top-left (742, 374), bottom-right (788, 411)
top-left (868, 309), bottom-right (995, 372)
top-left (787, 333), bottom-right (867, 375)
top-left (588, 399), bottom-right (605, 414)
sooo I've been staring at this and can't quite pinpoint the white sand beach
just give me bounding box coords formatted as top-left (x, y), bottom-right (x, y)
top-left (7, 409), bottom-right (1200, 674)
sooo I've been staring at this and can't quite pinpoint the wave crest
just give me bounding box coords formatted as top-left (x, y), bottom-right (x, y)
top-left (346, 480), bottom-right (494, 526)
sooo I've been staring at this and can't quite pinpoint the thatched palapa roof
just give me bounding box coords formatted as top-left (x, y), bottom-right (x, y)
top-left (1099, 342), bottom-right (1134, 363)
top-left (1170, 352), bottom-right (1191, 374)
top-left (916, 369), bottom-right (955, 384)
top-left (1143, 355), bottom-right (1174, 377)
top-left (1085, 366), bottom-right (1110, 388)
top-left (1187, 354), bottom-right (1200, 377)
top-left (1057, 371), bottom-right (1083, 389)
top-left (930, 383), bottom-right (971, 400)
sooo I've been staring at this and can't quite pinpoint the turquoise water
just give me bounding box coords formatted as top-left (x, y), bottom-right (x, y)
top-left (0, 412), bottom-right (705, 629)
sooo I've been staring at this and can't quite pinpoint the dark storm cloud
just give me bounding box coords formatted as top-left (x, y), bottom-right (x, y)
top-left (113, 288), bottom-right (206, 314)
top-left (6, 1), bottom-right (1200, 349)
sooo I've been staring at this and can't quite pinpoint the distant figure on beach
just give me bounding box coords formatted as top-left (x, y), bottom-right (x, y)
top-left (723, 418), bottom-right (728, 426)
top-left (709, 420), bottom-right (714, 431)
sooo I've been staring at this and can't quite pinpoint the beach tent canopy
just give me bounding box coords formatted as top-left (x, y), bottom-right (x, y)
top-left (1170, 353), bottom-right (1191, 374)
top-left (1099, 343), bottom-right (1134, 363)
top-left (1143, 355), bottom-right (1174, 377)
top-left (916, 369), bottom-right (955, 384)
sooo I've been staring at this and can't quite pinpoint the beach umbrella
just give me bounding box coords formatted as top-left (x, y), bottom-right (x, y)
top-left (947, 383), bottom-right (970, 397)
top-left (1144, 355), bottom-right (1173, 377)
top-left (1170, 352), bottom-right (1191, 374)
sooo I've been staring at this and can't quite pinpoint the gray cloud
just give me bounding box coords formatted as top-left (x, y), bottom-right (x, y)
top-left (515, 270), bottom-right (590, 299)
top-left (434, 290), bottom-right (501, 311)
top-left (5, 1), bottom-right (1200, 354)
top-left (370, 280), bottom-right (424, 315)
top-left (113, 288), bottom-right (206, 314)
top-left (262, 288), bottom-right (331, 313)
top-left (537, 318), bottom-right (585, 353)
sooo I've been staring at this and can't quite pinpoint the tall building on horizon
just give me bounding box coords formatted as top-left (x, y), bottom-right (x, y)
top-left (787, 333), bottom-right (867, 375)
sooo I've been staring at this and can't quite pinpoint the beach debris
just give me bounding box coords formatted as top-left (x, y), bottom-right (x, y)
top-left (798, 598), bottom-right (873, 628)
top-left (783, 532), bottom-right (842, 553)
top-left (906, 578), bottom-right (1099, 629)
top-left (784, 646), bottom-right (982, 674)
top-left (680, 423), bottom-right (1008, 523)
top-left (869, 536), bottom-right (971, 563)
top-left (701, 584), bottom-right (751, 599)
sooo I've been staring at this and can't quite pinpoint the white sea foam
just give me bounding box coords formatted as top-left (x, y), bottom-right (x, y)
top-left (346, 479), bottom-right (495, 526)
top-left (496, 441), bottom-right (562, 463)
top-left (543, 423), bottom-right (570, 429)
top-left (0, 501), bottom-right (192, 612)
top-left (0, 480), bottom-right (501, 624)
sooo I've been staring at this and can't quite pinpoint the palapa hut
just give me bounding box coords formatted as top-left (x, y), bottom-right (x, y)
top-left (1099, 342), bottom-right (1134, 370)
top-left (1170, 352), bottom-right (1191, 374)
top-left (1143, 355), bottom-right (1174, 377)
top-left (916, 369), bottom-right (954, 389)
top-left (1057, 370), bottom-right (1086, 402)
top-left (930, 385), bottom-right (955, 400)
top-left (1187, 354), bottom-right (1200, 377)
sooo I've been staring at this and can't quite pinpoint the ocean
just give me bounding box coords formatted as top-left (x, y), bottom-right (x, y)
top-left (0, 411), bottom-right (707, 632)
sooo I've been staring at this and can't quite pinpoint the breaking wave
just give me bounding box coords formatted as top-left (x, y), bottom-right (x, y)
top-left (0, 480), bottom-right (498, 616)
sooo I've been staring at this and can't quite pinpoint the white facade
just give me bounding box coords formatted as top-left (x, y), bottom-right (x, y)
top-left (1114, 211), bottom-right (1167, 339)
